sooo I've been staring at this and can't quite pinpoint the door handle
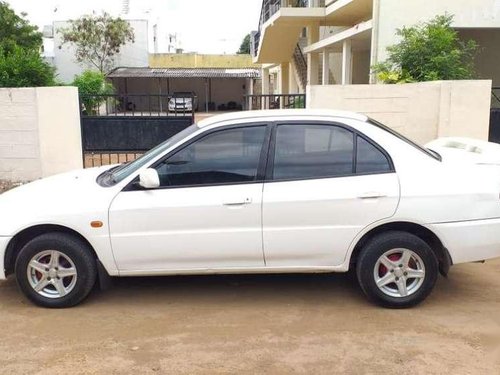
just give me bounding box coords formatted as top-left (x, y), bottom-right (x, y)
top-left (223, 197), bottom-right (252, 206)
top-left (358, 192), bottom-right (387, 200)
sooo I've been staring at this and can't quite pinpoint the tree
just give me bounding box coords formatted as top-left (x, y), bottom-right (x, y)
top-left (0, 1), bottom-right (42, 54)
top-left (372, 15), bottom-right (478, 84)
top-left (59, 13), bottom-right (135, 73)
top-left (72, 70), bottom-right (114, 115)
top-left (237, 34), bottom-right (251, 54)
top-left (0, 46), bottom-right (55, 87)
top-left (0, 2), bottom-right (55, 87)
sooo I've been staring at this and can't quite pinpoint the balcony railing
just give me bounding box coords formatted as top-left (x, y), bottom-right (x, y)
top-left (251, 0), bottom-right (324, 57)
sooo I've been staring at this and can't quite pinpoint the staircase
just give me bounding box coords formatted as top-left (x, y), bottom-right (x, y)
top-left (292, 44), bottom-right (308, 90)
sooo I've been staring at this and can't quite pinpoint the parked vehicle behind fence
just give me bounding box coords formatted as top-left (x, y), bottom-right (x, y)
top-left (168, 91), bottom-right (198, 113)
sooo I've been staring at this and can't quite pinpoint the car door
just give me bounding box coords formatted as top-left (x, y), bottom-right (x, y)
top-left (262, 121), bottom-right (400, 267)
top-left (109, 124), bottom-right (270, 272)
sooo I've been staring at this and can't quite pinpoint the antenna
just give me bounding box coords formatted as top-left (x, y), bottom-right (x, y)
top-left (122, 0), bottom-right (130, 15)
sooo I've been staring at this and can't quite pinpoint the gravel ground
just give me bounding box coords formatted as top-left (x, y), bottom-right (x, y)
top-left (0, 180), bottom-right (12, 194)
top-left (0, 180), bottom-right (18, 194)
top-left (1, 259), bottom-right (500, 374)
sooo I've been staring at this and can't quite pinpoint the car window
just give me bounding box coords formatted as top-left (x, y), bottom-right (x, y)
top-left (356, 136), bottom-right (392, 174)
top-left (102, 124), bottom-right (199, 186)
top-left (155, 126), bottom-right (267, 187)
top-left (273, 124), bottom-right (354, 180)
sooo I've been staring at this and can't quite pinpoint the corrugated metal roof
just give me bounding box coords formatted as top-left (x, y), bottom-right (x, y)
top-left (108, 67), bottom-right (261, 79)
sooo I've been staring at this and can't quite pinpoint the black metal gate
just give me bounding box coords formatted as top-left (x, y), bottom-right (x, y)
top-left (490, 88), bottom-right (500, 144)
top-left (80, 94), bottom-right (195, 168)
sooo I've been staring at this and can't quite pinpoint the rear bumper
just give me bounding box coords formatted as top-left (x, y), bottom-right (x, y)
top-left (430, 218), bottom-right (500, 264)
top-left (0, 236), bottom-right (11, 280)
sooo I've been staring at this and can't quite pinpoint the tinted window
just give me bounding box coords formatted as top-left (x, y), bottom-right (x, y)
top-left (273, 125), bottom-right (354, 180)
top-left (356, 136), bottom-right (392, 173)
top-left (155, 126), bottom-right (266, 187)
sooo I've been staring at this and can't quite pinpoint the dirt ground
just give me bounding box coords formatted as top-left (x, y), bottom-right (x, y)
top-left (0, 180), bottom-right (18, 194)
top-left (0, 260), bottom-right (500, 375)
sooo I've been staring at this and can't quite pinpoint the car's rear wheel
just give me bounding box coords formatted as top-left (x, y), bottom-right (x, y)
top-left (356, 231), bottom-right (438, 308)
top-left (15, 233), bottom-right (97, 308)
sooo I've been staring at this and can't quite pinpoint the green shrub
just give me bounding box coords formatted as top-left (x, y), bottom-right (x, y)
top-left (0, 46), bottom-right (55, 87)
top-left (372, 15), bottom-right (478, 84)
top-left (72, 70), bottom-right (114, 114)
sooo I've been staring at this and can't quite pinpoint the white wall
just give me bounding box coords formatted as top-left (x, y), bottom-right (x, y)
top-left (0, 87), bottom-right (82, 182)
top-left (307, 80), bottom-right (492, 144)
top-left (375, 0), bottom-right (500, 64)
top-left (53, 19), bottom-right (149, 83)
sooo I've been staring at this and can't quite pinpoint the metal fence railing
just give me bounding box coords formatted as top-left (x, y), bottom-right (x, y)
top-left (244, 94), bottom-right (306, 110)
top-left (79, 94), bottom-right (196, 119)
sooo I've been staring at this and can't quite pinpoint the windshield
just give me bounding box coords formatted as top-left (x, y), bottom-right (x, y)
top-left (368, 118), bottom-right (441, 161)
top-left (101, 124), bottom-right (199, 185)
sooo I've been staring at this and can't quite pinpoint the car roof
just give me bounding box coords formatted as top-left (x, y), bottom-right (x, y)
top-left (197, 109), bottom-right (368, 128)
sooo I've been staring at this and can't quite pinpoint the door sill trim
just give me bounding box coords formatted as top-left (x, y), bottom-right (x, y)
top-left (117, 265), bottom-right (348, 277)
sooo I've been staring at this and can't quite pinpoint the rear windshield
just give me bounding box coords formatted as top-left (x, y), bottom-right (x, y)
top-left (368, 118), bottom-right (441, 161)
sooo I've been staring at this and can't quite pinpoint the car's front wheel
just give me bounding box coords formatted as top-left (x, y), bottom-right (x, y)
top-left (15, 233), bottom-right (97, 308)
top-left (356, 231), bottom-right (438, 308)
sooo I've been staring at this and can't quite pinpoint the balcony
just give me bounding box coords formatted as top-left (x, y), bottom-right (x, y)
top-left (251, 0), bottom-right (326, 64)
top-left (304, 19), bottom-right (372, 54)
top-left (325, 0), bottom-right (373, 25)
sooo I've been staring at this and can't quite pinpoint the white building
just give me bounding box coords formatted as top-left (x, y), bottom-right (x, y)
top-left (44, 19), bottom-right (149, 83)
top-left (252, 0), bottom-right (500, 93)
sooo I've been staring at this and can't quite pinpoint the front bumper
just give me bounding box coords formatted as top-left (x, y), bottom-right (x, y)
top-left (0, 236), bottom-right (11, 280)
top-left (430, 218), bottom-right (500, 264)
top-left (169, 106), bottom-right (192, 112)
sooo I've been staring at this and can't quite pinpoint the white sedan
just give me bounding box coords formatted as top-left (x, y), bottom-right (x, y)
top-left (1, 110), bottom-right (500, 308)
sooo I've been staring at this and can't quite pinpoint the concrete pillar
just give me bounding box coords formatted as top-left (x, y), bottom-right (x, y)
top-left (322, 51), bottom-right (330, 85)
top-left (307, 24), bottom-right (320, 86)
top-left (279, 63), bottom-right (290, 108)
top-left (342, 39), bottom-right (353, 85)
top-left (248, 78), bottom-right (254, 110)
top-left (261, 67), bottom-right (270, 109)
top-left (280, 63), bottom-right (290, 93)
top-left (289, 62), bottom-right (298, 94)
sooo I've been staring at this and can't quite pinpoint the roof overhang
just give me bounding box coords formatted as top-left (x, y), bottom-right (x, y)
top-left (107, 67), bottom-right (261, 79)
top-left (254, 7), bottom-right (325, 64)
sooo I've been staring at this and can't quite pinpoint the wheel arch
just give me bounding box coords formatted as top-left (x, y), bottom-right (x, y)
top-left (4, 224), bottom-right (98, 277)
top-left (349, 221), bottom-right (453, 276)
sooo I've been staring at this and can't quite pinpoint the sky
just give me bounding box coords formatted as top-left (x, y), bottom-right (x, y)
top-left (5, 0), bottom-right (263, 54)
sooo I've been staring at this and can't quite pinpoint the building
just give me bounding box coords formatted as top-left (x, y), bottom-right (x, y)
top-left (107, 54), bottom-right (261, 112)
top-left (45, 19), bottom-right (149, 83)
top-left (251, 0), bottom-right (500, 94)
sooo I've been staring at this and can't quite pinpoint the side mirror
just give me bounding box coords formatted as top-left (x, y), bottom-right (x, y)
top-left (139, 168), bottom-right (160, 189)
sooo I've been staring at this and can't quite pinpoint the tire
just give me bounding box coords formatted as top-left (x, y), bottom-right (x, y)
top-left (15, 233), bottom-right (97, 308)
top-left (356, 231), bottom-right (438, 308)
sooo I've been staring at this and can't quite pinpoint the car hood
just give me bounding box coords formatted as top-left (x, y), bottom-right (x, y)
top-left (0, 166), bottom-right (117, 236)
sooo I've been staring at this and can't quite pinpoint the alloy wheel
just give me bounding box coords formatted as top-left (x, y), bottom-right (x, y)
top-left (373, 248), bottom-right (426, 298)
top-left (27, 250), bottom-right (78, 299)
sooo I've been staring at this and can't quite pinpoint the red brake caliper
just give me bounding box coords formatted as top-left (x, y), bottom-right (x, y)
top-left (379, 253), bottom-right (402, 277)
